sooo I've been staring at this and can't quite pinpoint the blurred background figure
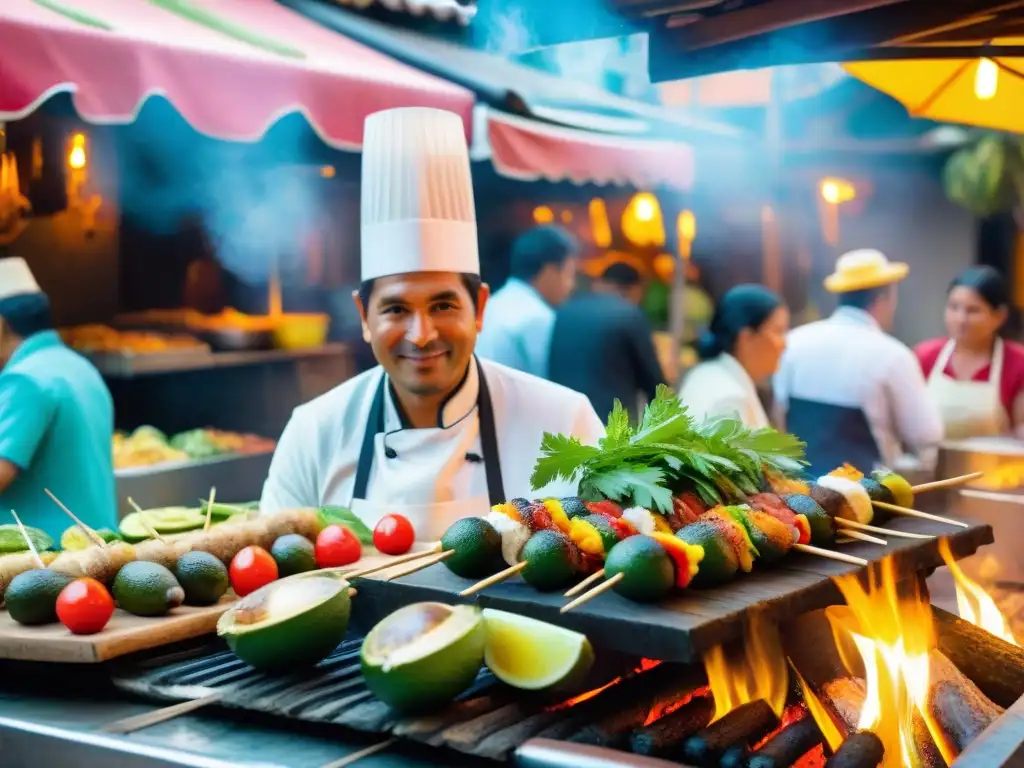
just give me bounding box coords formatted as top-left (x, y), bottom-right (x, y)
top-left (916, 266), bottom-right (1024, 440)
top-left (678, 284), bottom-right (788, 428)
top-left (476, 225), bottom-right (578, 377)
top-left (548, 262), bottom-right (664, 422)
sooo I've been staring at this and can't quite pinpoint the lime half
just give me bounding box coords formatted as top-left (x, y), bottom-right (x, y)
top-left (60, 526), bottom-right (91, 551)
top-left (482, 609), bottom-right (594, 691)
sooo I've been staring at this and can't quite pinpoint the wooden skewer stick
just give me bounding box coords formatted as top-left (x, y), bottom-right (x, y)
top-left (382, 549), bottom-right (455, 582)
top-left (11, 510), bottom-right (44, 569)
top-left (127, 497), bottom-right (166, 543)
top-left (44, 488), bottom-right (106, 548)
top-left (911, 472), bottom-right (984, 494)
top-left (341, 543), bottom-right (443, 580)
top-left (460, 561), bottom-right (527, 597)
top-left (561, 572), bottom-right (624, 613)
top-left (564, 568), bottom-right (606, 598)
top-left (836, 538), bottom-right (857, 545)
top-left (102, 693), bottom-right (222, 734)
top-left (872, 500), bottom-right (969, 528)
top-left (835, 518), bottom-right (933, 540)
top-left (203, 486), bottom-right (217, 533)
top-left (319, 738), bottom-right (398, 768)
top-left (793, 543), bottom-right (868, 566)
top-left (835, 529), bottom-right (888, 546)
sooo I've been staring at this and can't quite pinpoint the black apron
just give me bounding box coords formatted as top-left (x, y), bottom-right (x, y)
top-left (352, 358), bottom-right (506, 506)
top-left (786, 397), bottom-right (882, 478)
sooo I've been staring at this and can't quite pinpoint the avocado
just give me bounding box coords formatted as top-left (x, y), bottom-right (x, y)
top-left (441, 517), bottom-right (502, 578)
top-left (119, 507), bottom-right (206, 542)
top-left (361, 602), bottom-right (484, 713)
top-left (200, 501), bottom-right (256, 521)
top-left (113, 561), bottom-right (185, 616)
top-left (218, 575), bottom-right (351, 672)
top-left (521, 530), bottom-right (582, 592)
top-left (579, 514), bottom-right (618, 552)
top-left (271, 534), bottom-right (317, 577)
top-left (860, 478), bottom-right (894, 524)
top-left (784, 494), bottom-right (835, 547)
top-left (871, 469), bottom-right (914, 509)
top-left (61, 526), bottom-right (121, 551)
top-left (5, 569), bottom-right (74, 625)
top-left (677, 520), bottom-right (740, 587)
top-left (175, 551), bottom-right (230, 606)
top-left (560, 497), bottom-right (591, 519)
top-left (0, 524), bottom-right (53, 554)
top-left (604, 535), bottom-right (675, 602)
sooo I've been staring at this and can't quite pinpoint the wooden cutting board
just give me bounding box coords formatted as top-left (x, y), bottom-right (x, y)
top-left (0, 546), bottom-right (434, 664)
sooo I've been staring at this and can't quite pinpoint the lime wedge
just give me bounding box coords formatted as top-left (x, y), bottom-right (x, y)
top-left (482, 609), bottom-right (594, 691)
top-left (60, 526), bottom-right (91, 551)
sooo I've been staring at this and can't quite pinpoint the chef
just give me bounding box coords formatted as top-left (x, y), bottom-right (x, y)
top-left (260, 108), bottom-right (604, 539)
top-left (0, 258), bottom-right (117, 538)
top-left (773, 249), bottom-right (944, 476)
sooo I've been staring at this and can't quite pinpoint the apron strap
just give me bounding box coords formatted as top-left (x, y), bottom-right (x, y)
top-left (931, 337), bottom-right (1006, 386)
top-left (351, 359), bottom-right (506, 506)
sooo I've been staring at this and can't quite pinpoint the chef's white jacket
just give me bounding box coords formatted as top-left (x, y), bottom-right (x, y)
top-left (260, 359), bottom-right (604, 514)
top-left (678, 353), bottom-right (770, 429)
top-left (773, 307), bottom-right (944, 466)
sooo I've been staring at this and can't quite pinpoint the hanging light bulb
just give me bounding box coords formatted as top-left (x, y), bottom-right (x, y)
top-left (975, 58), bottom-right (998, 101)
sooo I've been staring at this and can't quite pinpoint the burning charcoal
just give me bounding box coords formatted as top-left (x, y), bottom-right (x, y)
top-left (681, 700), bottom-right (779, 767)
top-left (741, 715), bottom-right (824, 768)
top-left (628, 694), bottom-right (715, 757)
top-left (932, 606), bottom-right (1024, 709)
top-left (925, 650), bottom-right (1004, 756)
top-left (824, 731), bottom-right (884, 768)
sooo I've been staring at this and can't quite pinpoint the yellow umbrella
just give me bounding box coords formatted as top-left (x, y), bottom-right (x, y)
top-left (844, 47), bottom-right (1024, 132)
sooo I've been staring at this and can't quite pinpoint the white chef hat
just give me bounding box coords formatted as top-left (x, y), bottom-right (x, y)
top-left (360, 107), bottom-right (479, 282)
top-left (0, 258), bottom-right (41, 301)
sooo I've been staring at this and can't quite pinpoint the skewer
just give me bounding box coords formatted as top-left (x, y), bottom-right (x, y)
top-left (835, 518), bottom-right (933, 540)
top-left (102, 693), bottom-right (222, 734)
top-left (836, 538), bottom-right (857, 545)
top-left (792, 543), bottom-right (868, 566)
top-left (44, 488), bottom-right (106, 548)
top-left (564, 568), bottom-right (606, 597)
top-left (341, 543), bottom-right (442, 580)
top-left (381, 549), bottom-right (454, 582)
top-left (871, 500), bottom-right (969, 528)
top-left (10, 510), bottom-right (44, 569)
top-left (911, 472), bottom-right (984, 494)
top-left (561, 572), bottom-right (624, 613)
top-left (319, 739), bottom-right (398, 768)
top-left (834, 529), bottom-right (887, 546)
top-left (460, 561), bottom-right (527, 597)
top-left (127, 497), bottom-right (167, 543)
top-left (203, 486), bottom-right (217, 533)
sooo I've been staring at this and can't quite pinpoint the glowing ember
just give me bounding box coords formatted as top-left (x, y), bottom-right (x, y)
top-left (939, 539), bottom-right (1019, 646)
top-left (702, 611), bottom-right (788, 722)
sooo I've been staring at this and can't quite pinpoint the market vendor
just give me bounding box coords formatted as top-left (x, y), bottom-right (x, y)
top-left (0, 258), bottom-right (117, 538)
top-left (260, 108), bottom-right (604, 539)
top-left (773, 249), bottom-right (943, 475)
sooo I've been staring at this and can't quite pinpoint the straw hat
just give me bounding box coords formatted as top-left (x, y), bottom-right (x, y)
top-left (0, 257), bottom-right (41, 301)
top-left (824, 249), bottom-right (909, 293)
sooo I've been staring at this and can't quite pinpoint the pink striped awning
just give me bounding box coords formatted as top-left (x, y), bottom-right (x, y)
top-left (0, 0), bottom-right (474, 149)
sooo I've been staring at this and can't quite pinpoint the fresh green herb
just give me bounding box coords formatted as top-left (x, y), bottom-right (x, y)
top-left (530, 386), bottom-right (806, 513)
top-left (318, 506), bottom-right (373, 545)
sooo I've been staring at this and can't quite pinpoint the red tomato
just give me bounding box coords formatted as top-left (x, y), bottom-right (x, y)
top-left (56, 578), bottom-right (115, 635)
top-left (315, 525), bottom-right (362, 568)
top-left (230, 546), bottom-right (279, 597)
top-left (373, 514), bottom-right (415, 555)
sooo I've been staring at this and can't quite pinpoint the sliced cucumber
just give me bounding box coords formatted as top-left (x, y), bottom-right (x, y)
top-left (119, 507), bottom-right (206, 542)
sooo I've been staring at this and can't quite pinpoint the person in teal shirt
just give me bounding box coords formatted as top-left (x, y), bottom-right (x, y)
top-left (0, 258), bottom-right (117, 540)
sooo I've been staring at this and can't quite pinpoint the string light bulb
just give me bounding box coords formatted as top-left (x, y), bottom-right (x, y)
top-left (975, 58), bottom-right (998, 101)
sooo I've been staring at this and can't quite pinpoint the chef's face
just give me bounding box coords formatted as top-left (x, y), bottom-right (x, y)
top-left (354, 272), bottom-right (489, 397)
top-left (945, 286), bottom-right (1006, 348)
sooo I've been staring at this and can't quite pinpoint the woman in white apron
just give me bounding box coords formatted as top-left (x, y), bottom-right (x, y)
top-left (917, 266), bottom-right (1024, 439)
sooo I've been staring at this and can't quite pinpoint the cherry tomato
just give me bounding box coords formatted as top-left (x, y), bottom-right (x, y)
top-left (315, 525), bottom-right (362, 568)
top-left (373, 514), bottom-right (415, 555)
top-left (56, 578), bottom-right (115, 635)
top-left (230, 546), bottom-right (278, 597)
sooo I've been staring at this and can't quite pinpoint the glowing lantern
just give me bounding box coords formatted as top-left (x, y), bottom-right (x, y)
top-left (532, 206), bottom-right (554, 224)
top-left (588, 198), bottom-right (612, 248)
top-left (68, 133), bottom-right (87, 170)
top-left (622, 192), bottom-right (665, 247)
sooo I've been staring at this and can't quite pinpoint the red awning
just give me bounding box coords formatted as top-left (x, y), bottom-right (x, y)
top-left (481, 110), bottom-right (696, 191)
top-left (0, 0), bottom-right (474, 149)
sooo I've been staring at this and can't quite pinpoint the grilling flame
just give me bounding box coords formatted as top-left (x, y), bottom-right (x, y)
top-left (702, 610), bottom-right (788, 722)
top-left (939, 538), bottom-right (1019, 646)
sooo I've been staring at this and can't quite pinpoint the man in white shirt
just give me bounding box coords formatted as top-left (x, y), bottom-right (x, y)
top-left (260, 108), bottom-right (603, 541)
top-left (774, 249), bottom-right (944, 475)
top-left (475, 226), bottom-right (578, 378)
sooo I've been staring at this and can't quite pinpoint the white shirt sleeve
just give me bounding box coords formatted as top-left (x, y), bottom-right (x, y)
top-left (260, 408), bottom-right (319, 513)
top-left (884, 347), bottom-right (945, 451)
top-left (772, 348), bottom-right (792, 413)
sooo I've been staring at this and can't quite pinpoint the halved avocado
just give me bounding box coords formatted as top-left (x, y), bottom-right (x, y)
top-left (217, 575), bottom-right (351, 672)
top-left (361, 602), bottom-right (485, 713)
top-left (119, 507), bottom-right (206, 542)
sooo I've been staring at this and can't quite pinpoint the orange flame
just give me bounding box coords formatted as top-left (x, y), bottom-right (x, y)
top-left (939, 538), bottom-right (1019, 646)
top-left (702, 611), bottom-right (788, 722)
